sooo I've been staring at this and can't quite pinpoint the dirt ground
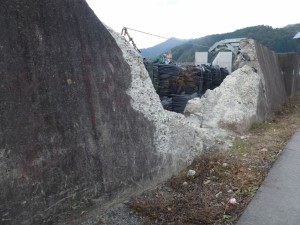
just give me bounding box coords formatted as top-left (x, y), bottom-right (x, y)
top-left (125, 92), bottom-right (300, 225)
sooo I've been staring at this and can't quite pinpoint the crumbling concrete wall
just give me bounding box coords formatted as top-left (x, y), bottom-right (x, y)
top-left (277, 52), bottom-right (300, 97)
top-left (234, 39), bottom-right (288, 119)
top-left (234, 40), bottom-right (300, 116)
top-left (185, 39), bottom-right (271, 141)
top-left (185, 39), bottom-right (300, 151)
top-left (185, 65), bottom-right (263, 134)
top-left (255, 41), bottom-right (288, 117)
top-left (0, 1), bottom-right (202, 224)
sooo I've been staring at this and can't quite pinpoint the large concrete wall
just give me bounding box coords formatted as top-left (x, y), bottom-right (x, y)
top-left (277, 52), bottom-right (300, 97)
top-left (234, 39), bottom-right (300, 120)
top-left (254, 42), bottom-right (288, 118)
top-left (0, 1), bottom-right (202, 224)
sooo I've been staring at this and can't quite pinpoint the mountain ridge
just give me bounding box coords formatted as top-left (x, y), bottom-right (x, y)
top-left (140, 23), bottom-right (300, 62)
top-left (140, 37), bottom-right (188, 59)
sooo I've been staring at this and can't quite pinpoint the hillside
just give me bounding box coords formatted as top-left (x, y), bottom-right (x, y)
top-left (141, 24), bottom-right (300, 62)
top-left (140, 37), bottom-right (188, 59)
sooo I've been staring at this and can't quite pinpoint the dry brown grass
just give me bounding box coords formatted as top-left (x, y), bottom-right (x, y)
top-left (127, 92), bottom-right (300, 225)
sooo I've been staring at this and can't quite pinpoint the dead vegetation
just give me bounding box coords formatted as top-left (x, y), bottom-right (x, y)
top-left (127, 92), bottom-right (300, 224)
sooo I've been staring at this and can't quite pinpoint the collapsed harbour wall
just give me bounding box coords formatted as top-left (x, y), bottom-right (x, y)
top-left (185, 39), bottom-right (300, 137)
top-left (0, 1), bottom-right (299, 224)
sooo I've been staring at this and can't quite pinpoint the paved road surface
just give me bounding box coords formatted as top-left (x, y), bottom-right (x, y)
top-left (236, 128), bottom-right (300, 225)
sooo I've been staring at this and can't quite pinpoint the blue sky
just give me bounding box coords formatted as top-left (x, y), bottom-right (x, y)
top-left (86, 0), bottom-right (299, 48)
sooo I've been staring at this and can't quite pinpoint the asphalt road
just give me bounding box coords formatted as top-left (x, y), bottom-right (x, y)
top-left (236, 128), bottom-right (300, 225)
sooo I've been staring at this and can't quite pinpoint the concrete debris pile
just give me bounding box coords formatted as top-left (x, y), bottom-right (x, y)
top-left (185, 65), bottom-right (263, 133)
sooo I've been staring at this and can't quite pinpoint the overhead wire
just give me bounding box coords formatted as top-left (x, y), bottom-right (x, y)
top-left (123, 27), bottom-right (169, 40)
top-left (122, 27), bottom-right (210, 50)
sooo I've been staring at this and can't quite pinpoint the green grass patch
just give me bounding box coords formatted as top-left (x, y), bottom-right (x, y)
top-left (229, 139), bottom-right (250, 154)
top-left (250, 120), bottom-right (275, 130)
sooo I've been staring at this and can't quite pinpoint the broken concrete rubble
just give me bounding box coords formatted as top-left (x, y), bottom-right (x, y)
top-left (185, 65), bottom-right (263, 133)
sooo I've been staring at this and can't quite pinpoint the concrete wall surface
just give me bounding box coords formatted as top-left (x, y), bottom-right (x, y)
top-left (254, 41), bottom-right (288, 117)
top-left (212, 52), bottom-right (233, 73)
top-left (195, 52), bottom-right (208, 65)
top-left (277, 53), bottom-right (300, 97)
top-left (0, 1), bottom-right (202, 224)
top-left (233, 39), bottom-right (299, 119)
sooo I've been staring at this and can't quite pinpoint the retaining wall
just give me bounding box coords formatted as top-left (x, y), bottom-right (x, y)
top-left (234, 40), bottom-right (300, 120)
top-left (277, 52), bottom-right (300, 97)
top-left (255, 42), bottom-right (300, 118)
